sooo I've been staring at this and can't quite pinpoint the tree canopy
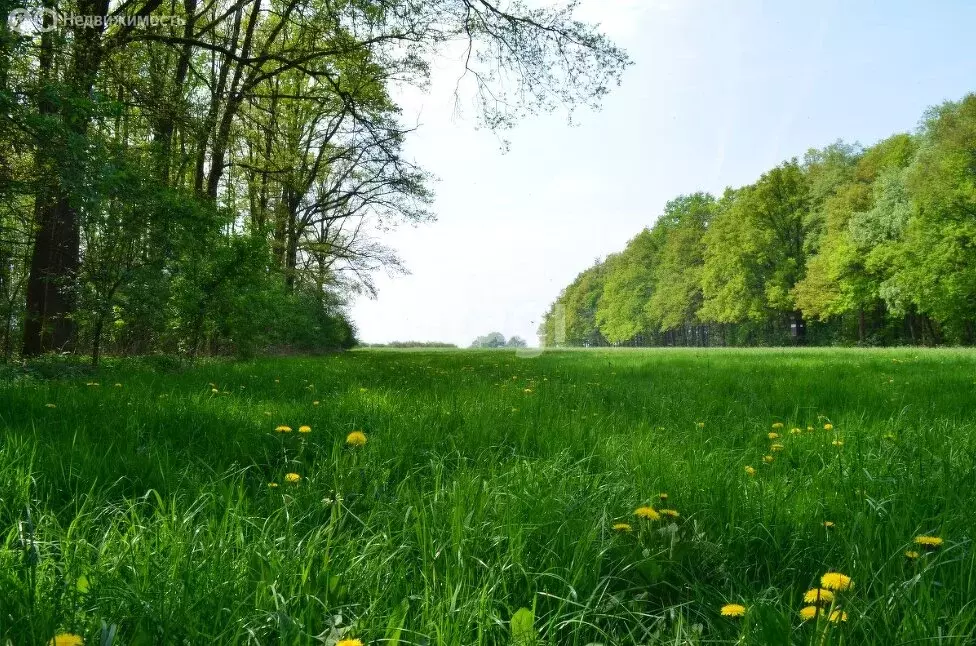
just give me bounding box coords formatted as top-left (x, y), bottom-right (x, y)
top-left (542, 94), bottom-right (976, 347)
top-left (0, 0), bottom-right (628, 362)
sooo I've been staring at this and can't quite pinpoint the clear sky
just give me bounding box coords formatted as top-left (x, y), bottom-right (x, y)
top-left (350, 0), bottom-right (976, 347)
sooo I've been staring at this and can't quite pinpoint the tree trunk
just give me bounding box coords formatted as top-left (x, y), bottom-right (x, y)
top-left (22, 0), bottom-right (109, 356)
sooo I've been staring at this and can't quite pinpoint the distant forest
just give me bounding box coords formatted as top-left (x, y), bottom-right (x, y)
top-left (541, 94), bottom-right (976, 347)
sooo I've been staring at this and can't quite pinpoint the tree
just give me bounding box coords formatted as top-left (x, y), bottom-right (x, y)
top-left (471, 331), bottom-right (506, 348)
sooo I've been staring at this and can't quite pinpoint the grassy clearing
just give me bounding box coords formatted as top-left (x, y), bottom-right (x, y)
top-left (2, 348), bottom-right (975, 645)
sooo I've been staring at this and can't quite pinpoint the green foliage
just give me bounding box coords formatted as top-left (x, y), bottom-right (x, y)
top-left (544, 94), bottom-right (976, 347)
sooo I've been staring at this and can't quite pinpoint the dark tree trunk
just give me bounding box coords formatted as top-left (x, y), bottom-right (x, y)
top-left (22, 0), bottom-right (109, 356)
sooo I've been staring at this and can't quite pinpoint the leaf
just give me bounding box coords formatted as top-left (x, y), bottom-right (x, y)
top-left (77, 575), bottom-right (90, 594)
top-left (510, 607), bottom-right (536, 645)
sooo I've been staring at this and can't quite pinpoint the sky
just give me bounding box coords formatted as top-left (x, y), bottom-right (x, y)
top-left (350, 0), bottom-right (976, 347)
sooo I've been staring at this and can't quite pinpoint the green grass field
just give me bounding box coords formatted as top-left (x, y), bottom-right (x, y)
top-left (2, 349), bottom-right (976, 645)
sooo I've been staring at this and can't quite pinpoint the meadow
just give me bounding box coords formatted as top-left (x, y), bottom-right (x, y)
top-left (1, 348), bottom-right (975, 645)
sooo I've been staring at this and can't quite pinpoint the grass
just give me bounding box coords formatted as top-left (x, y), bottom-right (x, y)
top-left (1, 347), bottom-right (975, 645)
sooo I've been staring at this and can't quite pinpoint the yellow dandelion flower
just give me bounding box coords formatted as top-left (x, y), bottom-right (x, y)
top-left (284, 473), bottom-right (301, 483)
top-left (658, 492), bottom-right (668, 501)
top-left (828, 610), bottom-right (848, 623)
top-left (634, 506), bottom-right (660, 521)
top-left (86, 382), bottom-right (99, 387)
top-left (612, 523), bottom-right (632, 532)
top-left (720, 603), bottom-right (746, 617)
top-left (745, 465), bottom-right (756, 476)
top-left (336, 639), bottom-right (364, 646)
top-left (768, 432), bottom-right (781, 440)
top-left (114, 383), bottom-right (122, 388)
top-left (820, 572), bottom-right (853, 591)
top-left (790, 427), bottom-right (802, 435)
top-left (346, 431), bottom-right (367, 447)
top-left (696, 422), bottom-right (705, 429)
top-left (832, 439), bottom-right (844, 447)
top-left (275, 425), bottom-right (292, 433)
top-left (763, 455), bottom-right (774, 464)
top-left (659, 509), bottom-right (680, 518)
top-left (771, 422), bottom-right (784, 429)
top-left (914, 535), bottom-right (943, 549)
top-left (824, 521), bottom-right (835, 529)
top-left (299, 425), bottom-right (311, 433)
top-left (771, 443), bottom-right (784, 452)
top-left (803, 588), bottom-right (835, 604)
top-left (46, 403), bottom-right (57, 408)
top-left (524, 388), bottom-right (533, 393)
top-left (824, 423), bottom-right (834, 431)
top-left (49, 635), bottom-right (84, 646)
top-left (313, 400), bottom-right (320, 406)
top-left (799, 605), bottom-right (823, 621)
top-left (807, 426), bottom-right (815, 432)
top-left (904, 550), bottom-right (920, 560)
top-left (268, 482), bottom-right (279, 488)
top-left (211, 388), bottom-right (219, 394)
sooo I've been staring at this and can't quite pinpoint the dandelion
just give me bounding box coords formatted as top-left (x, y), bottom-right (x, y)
top-left (658, 493), bottom-right (668, 501)
top-left (49, 635), bottom-right (83, 646)
top-left (914, 535), bottom-right (943, 549)
top-left (828, 610), bottom-right (848, 623)
top-left (313, 400), bottom-right (320, 406)
top-left (824, 521), bottom-right (835, 529)
top-left (745, 465), bottom-right (757, 476)
top-left (904, 550), bottom-right (920, 560)
top-left (299, 425), bottom-right (311, 433)
top-left (275, 425), bottom-right (292, 433)
top-left (790, 427), bottom-right (802, 435)
top-left (659, 509), bottom-right (680, 518)
top-left (771, 422), bottom-right (784, 429)
top-left (763, 455), bottom-right (774, 464)
top-left (211, 388), bottom-right (219, 394)
top-left (824, 423), bottom-right (834, 431)
top-left (346, 431), bottom-right (367, 447)
top-left (46, 403), bottom-right (57, 408)
top-left (768, 432), bottom-right (780, 440)
top-left (832, 439), bottom-right (844, 447)
top-left (524, 388), bottom-right (533, 393)
top-left (612, 523), bottom-right (632, 532)
top-left (799, 605), bottom-right (823, 621)
top-left (634, 506), bottom-right (660, 521)
top-left (268, 482), bottom-right (279, 488)
top-left (820, 572), bottom-right (853, 591)
top-left (720, 604), bottom-right (746, 618)
top-left (284, 473), bottom-right (301, 483)
top-left (696, 422), bottom-right (705, 429)
top-left (807, 426), bottom-right (815, 432)
top-left (114, 383), bottom-right (122, 388)
top-left (336, 639), bottom-right (364, 646)
top-left (86, 382), bottom-right (100, 387)
top-left (883, 433), bottom-right (896, 441)
top-left (771, 443), bottom-right (784, 452)
top-left (803, 588), bottom-right (835, 604)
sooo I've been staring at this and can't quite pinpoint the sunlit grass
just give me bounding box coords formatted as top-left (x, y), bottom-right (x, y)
top-left (1, 348), bottom-right (975, 644)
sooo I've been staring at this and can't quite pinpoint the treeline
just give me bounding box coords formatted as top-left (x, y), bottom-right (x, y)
top-left (0, 0), bottom-right (625, 363)
top-left (542, 95), bottom-right (976, 347)
top-left (361, 341), bottom-right (457, 349)
top-left (470, 332), bottom-right (526, 348)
